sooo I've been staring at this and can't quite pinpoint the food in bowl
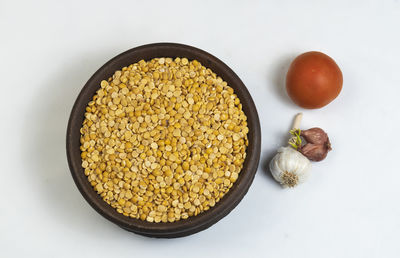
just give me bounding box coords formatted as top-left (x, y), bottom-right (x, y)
top-left (80, 57), bottom-right (248, 223)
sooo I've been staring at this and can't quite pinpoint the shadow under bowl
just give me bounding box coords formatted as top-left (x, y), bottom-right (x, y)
top-left (66, 43), bottom-right (261, 238)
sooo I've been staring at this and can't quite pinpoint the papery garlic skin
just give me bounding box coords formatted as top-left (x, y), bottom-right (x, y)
top-left (269, 147), bottom-right (311, 188)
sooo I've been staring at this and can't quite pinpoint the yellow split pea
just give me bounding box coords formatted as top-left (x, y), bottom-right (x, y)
top-left (80, 57), bottom-right (249, 223)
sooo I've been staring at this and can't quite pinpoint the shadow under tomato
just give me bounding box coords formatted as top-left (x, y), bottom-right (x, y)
top-left (268, 54), bottom-right (298, 108)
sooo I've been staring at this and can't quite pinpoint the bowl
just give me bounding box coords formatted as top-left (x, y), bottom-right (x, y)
top-left (66, 43), bottom-right (261, 238)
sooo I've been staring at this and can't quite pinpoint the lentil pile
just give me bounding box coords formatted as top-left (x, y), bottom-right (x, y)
top-left (80, 57), bottom-right (249, 223)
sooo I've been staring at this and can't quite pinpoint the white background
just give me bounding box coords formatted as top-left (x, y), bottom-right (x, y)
top-left (1, 0), bottom-right (399, 257)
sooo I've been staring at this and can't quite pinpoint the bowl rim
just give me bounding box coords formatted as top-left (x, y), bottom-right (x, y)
top-left (66, 42), bottom-right (261, 238)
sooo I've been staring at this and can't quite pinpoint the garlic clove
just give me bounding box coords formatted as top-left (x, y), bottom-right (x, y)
top-left (269, 147), bottom-right (311, 188)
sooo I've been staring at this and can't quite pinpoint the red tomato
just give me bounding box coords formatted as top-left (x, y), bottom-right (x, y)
top-left (286, 51), bottom-right (343, 109)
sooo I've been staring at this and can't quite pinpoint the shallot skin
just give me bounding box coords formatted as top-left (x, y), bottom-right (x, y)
top-left (299, 127), bottom-right (332, 161)
top-left (301, 128), bottom-right (329, 145)
top-left (299, 143), bottom-right (327, 161)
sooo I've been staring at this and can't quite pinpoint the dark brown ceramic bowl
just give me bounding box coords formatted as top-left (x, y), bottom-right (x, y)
top-left (66, 43), bottom-right (261, 238)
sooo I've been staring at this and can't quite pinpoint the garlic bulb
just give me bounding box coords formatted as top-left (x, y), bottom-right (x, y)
top-left (269, 146), bottom-right (311, 188)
